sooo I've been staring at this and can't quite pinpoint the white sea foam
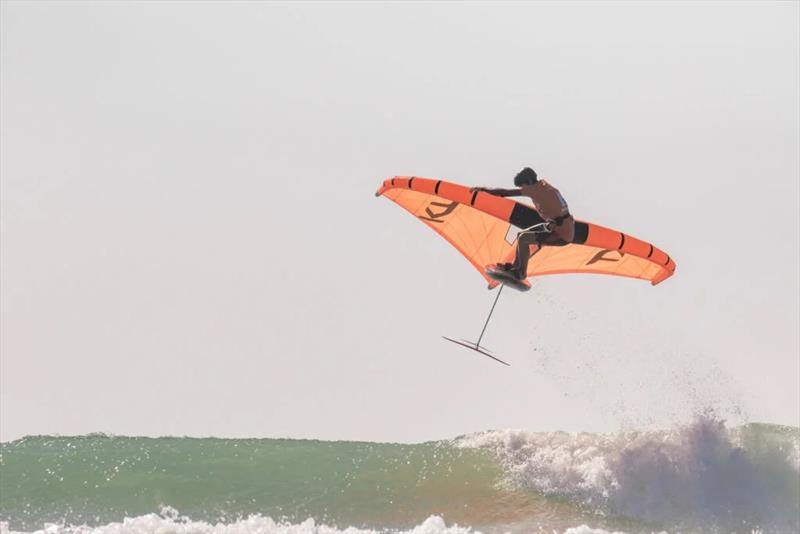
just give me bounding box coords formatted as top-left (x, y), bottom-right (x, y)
top-left (0, 516), bottom-right (656, 534)
top-left (0, 511), bottom-right (477, 534)
top-left (561, 527), bottom-right (628, 534)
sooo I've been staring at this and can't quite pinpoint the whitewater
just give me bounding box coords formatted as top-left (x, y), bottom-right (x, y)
top-left (1, 417), bottom-right (798, 534)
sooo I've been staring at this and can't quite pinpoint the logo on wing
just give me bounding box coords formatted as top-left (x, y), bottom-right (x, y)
top-left (419, 201), bottom-right (458, 223)
top-left (586, 249), bottom-right (625, 265)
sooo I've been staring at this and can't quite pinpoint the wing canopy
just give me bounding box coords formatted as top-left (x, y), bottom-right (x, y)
top-left (376, 176), bottom-right (676, 286)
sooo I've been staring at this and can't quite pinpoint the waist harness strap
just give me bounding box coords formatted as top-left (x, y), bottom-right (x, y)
top-left (552, 213), bottom-right (572, 226)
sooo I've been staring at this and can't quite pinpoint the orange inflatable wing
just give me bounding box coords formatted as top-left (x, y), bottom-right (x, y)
top-left (375, 176), bottom-right (676, 286)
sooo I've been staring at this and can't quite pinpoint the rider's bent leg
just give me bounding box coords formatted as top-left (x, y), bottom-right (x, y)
top-left (511, 230), bottom-right (571, 279)
top-left (512, 231), bottom-right (542, 279)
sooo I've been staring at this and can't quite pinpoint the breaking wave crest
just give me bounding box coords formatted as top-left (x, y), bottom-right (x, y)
top-left (457, 415), bottom-right (800, 532)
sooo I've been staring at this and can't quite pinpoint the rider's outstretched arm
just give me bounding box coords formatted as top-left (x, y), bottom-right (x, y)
top-left (474, 187), bottom-right (523, 197)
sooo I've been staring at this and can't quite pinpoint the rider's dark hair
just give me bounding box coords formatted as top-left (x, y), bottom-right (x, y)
top-left (514, 167), bottom-right (538, 187)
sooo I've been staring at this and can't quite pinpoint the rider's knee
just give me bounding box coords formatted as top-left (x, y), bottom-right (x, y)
top-left (518, 231), bottom-right (543, 246)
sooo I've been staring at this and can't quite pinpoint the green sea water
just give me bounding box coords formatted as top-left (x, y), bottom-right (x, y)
top-left (1, 419), bottom-right (798, 533)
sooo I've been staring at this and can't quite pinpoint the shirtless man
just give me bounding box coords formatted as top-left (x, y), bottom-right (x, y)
top-left (472, 167), bottom-right (575, 281)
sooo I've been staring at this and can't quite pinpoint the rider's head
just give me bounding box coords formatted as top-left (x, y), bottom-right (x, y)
top-left (514, 167), bottom-right (538, 187)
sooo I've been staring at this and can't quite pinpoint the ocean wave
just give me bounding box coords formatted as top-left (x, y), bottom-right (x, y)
top-left (2, 421), bottom-right (797, 533)
top-left (457, 415), bottom-right (800, 532)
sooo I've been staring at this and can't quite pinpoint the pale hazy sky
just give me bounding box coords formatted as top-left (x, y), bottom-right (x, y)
top-left (1, 1), bottom-right (798, 443)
